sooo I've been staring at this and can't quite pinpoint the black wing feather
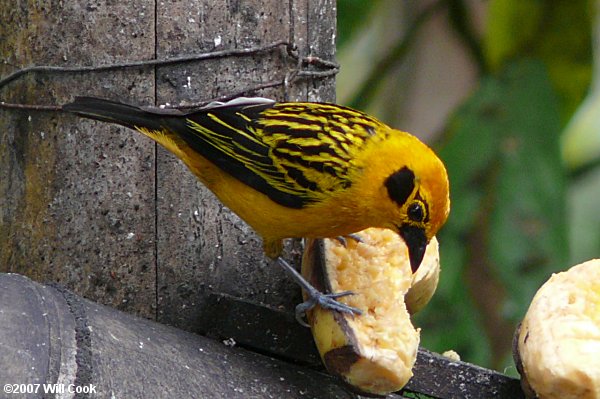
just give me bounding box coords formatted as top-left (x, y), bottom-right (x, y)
top-left (65, 97), bottom-right (383, 209)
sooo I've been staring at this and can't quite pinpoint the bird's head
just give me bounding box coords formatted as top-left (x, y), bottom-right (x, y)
top-left (385, 163), bottom-right (449, 272)
top-left (361, 131), bottom-right (450, 272)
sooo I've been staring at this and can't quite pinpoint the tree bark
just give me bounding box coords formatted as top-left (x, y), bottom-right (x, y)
top-left (0, 0), bottom-right (336, 331)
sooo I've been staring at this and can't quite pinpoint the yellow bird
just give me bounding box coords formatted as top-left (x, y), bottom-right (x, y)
top-left (63, 96), bottom-right (450, 323)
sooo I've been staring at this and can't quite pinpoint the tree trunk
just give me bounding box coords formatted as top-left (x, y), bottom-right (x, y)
top-left (0, 0), bottom-right (336, 331)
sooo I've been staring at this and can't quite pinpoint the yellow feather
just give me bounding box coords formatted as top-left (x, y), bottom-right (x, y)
top-left (135, 126), bottom-right (187, 160)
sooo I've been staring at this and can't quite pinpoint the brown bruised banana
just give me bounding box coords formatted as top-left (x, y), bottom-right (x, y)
top-left (301, 228), bottom-right (440, 396)
top-left (514, 259), bottom-right (600, 399)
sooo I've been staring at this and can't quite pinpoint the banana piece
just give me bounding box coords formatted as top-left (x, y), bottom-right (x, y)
top-left (514, 259), bottom-right (600, 399)
top-left (301, 228), bottom-right (440, 395)
top-left (406, 237), bottom-right (440, 315)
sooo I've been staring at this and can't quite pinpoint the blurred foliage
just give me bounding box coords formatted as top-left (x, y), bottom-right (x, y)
top-left (336, 0), bottom-right (380, 49)
top-left (569, 166), bottom-right (600, 264)
top-left (562, 89), bottom-right (600, 170)
top-left (421, 60), bottom-right (567, 368)
top-left (561, 1), bottom-right (600, 171)
top-left (485, 0), bottom-right (593, 121)
top-left (336, 0), bottom-right (446, 120)
top-left (337, 0), bottom-right (599, 373)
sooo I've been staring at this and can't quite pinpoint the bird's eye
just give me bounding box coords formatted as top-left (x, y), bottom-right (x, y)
top-left (407, 201), bottom-right (425, 223)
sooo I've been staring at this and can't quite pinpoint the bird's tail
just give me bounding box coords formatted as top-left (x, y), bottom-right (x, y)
top-left (62, 96), bottom-right (165, 131)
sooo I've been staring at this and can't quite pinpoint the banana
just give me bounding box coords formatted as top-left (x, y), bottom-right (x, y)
top-left (301, 228), bottom-right (440, 396)
top-left (406, 237), bottom-right (440, 315)
top-left (514, 259), bottom-right (600, 399)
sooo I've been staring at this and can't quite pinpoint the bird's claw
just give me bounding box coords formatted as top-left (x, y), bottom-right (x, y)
top-left (295, 289), bottom-right (362, 327)
top-left (335, 233), bottom-right (364, 247)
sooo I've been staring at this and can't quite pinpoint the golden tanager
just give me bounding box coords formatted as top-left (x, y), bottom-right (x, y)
top-left (63, 96), bottom-right (450, 323)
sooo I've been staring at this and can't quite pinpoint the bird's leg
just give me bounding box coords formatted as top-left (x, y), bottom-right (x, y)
top-left (275, 257), bottom-right (363, 327)
top-left (334, 233), bottom-right (364, 247)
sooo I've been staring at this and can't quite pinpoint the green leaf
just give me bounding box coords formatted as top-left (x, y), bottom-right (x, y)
top-left (484, 0), bottom-right (593, 120)
top-left (561, 1), bottom-right (600, 170)
top-left (561, 90), bottom-right (600, 170)
top-left (336, 0), bottom-right (381, 48)
top-left (484, 0), bottom-right (543, 70)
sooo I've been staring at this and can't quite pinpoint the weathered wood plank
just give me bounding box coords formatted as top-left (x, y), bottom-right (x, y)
top-left (0, 0), bottom-right (336, 325)
top-left (154, 0), bottom-right (336, 330)
top-left (0, 1), bottom-right (157, 318)
top-left (0, 273), bottom-right (366, 399)
top-left (195, 293), bottom-right (525, 399)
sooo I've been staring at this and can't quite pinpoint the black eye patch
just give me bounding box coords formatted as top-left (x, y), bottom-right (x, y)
top-left (385, 167), bottom-right (415, 207)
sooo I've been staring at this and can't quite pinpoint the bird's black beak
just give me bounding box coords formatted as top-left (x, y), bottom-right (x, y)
top-left (399, 225), bottom-right (428, 273)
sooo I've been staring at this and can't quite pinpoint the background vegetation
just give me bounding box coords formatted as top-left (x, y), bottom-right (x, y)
top-left (337, 0), bottom-right (600, 373)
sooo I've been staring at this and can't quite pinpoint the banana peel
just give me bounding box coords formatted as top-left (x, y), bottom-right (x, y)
top-left (514, 259), bottom-right (600, 399)
top-left (301, 228), bottom-right (440, 396)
